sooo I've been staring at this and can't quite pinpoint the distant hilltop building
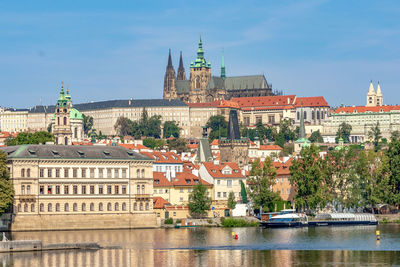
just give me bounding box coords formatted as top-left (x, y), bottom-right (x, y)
top-left (163, 36), bottom-right (274, 103)
top-left (366, 81), bottom-right (383, 107)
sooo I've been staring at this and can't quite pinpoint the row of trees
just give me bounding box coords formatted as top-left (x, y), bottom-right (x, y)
top-left (114, 108), bottom-right (180, 139)
top-left (5, 131), bottom-right (55, 146)
top-left (290, 138), bottom-right (400, 212)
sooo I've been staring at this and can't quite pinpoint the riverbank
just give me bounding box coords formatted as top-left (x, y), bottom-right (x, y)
top-left (376, 214), bottom-right (400, 223)
top-left (161, 216), bottom-right (260, 228)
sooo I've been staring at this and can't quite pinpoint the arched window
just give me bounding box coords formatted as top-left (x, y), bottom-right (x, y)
top-left (21, 185), bottom-right (25, 195)
top-left (317, 111), bottom-right (320, 120)
top-left (304, 111), bottom-right (307, 120)
top-left (57, 117), bottom-right (60, 126)
top-left (26, 169), bottom-right (30, 178)
top-left (137, 185), bottom-right (140, 194)
top-left (90, 203), bottom-right (94, 211)
top-left (99, 203), bottom-right (103, 211)
top-left (74, 128), bottom-right (77, 138)
top-left (82, 203), bottom-right (86, 211)
top-left (141, 169), bottom-right (145, 178)
top-left (40, 204), bottom-right (44, 212)
top-left (141, 185), bottom-right (145, 194)
top-left (65, 203), bottom-right (69, 212)
top-left (312, 110), bottom-right (315, 120)
top-left (65, 137), bottom-right (68, 145)
top-left (27, 185), bottom-right (31, 195)
top-left (48, 203), bottom-right (52, 212)
top-left (134, 203), bottom-right (137, 211)
top-left (136, 169), bottom-right (140, 178)
top-left (195, 76), bottom-right (200, 89)
top-left (56, 203), bottom-right (60, 212)
top-left (321, 111), bottom-right (324, 120)
top-left (73, 203), bottom-right (77, 211)
top-left (145, 203), bottom-right (149, 210)
top-left (122, 203), bottom-right (127, 211)
top-left (107, 203), bottom-right (112, 211)
top-left (21, 168), bottom-right (25, 178)
top-left (17, 204), bottom-right (21, 212)
top-left (63, 117), bottom-right (67, 125)
top-left (31, 204), bottom-right (35, 212)
top-left (24, 204), bottom-right (28, 212)
top-left (115, 203), bottom-right (119, 211)
top-left (140, 202), bottom-right (143, 211)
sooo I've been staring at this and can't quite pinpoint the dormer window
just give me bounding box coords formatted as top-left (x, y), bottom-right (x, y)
top-left (127, 151), bottom-right (134, 156)
top-left (155, 179), bottom-right (160, 185)
top-left (52, 150), bottom-right (59, 156)
top-left (234, 169), bottom-right (239, 173)
top-left (212, 170), bottom-right (217, 173)
top-left (186, 179), bottom-right (191, 184)
top-left (103, 151), bottom-right (110, 156)
top-left (194, 180), bottom-right (199, 184)
top-left (77, 151), bottom-right (85, 157)
top-left (28, 149), bottom-right (36, 155)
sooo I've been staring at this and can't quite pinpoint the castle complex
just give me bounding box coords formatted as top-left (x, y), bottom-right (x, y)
top-left (163, 37), bottom-right (274, 103)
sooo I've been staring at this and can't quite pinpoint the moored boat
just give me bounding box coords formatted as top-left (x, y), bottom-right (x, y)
top-left (308, 213), bottom-right (378, 226)
top-left (260, 213), bottom-right (308, 228)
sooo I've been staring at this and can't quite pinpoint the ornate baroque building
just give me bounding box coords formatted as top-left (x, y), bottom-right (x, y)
top-left (163, 37), bottom-right (274, 103)
top-left (51, 83), bottom-right (84, 145)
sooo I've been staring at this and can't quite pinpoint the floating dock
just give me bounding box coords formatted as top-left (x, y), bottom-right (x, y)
top-left (0, 240), bottom-right (100, 253)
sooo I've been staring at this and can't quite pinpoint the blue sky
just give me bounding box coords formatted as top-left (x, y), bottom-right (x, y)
top-left (1, 0), bottom-right (399, 108)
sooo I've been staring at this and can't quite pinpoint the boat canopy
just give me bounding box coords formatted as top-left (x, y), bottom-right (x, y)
top-left (315, 213), bottom-right (377, 221)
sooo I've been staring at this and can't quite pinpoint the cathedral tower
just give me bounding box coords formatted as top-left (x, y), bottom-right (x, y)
top-left (376, 82), bottom-right (383, 106)
top-left (163, 49), bottom-right (177, 99)
top-left (366, 81), bottom-right (376, 107)
top-left (189, 36), bottom-right (211, 103)
top-left (177, 51), bottom-right (186, 80)
top-left (53, 82), bottom-right (73, 145)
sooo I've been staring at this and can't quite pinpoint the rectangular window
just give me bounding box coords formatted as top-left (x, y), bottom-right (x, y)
top-left (64, 185), bottom-right (69, 194)
top-left (21, 185), bottom-right (25, 195)
top-left (122, 185), bottom-right (127, 194)
top-left (115, 186), bottom-right (119, 194)
top-left (90, 168), bottom-right (95, 178)
top-left (81, 169), bottom-right (86, 178)
top-left (73, 169), bottom-right (78, 178)
top-left (268, 115), bottom-right (275, 124)
top-left (64, 168), bottom-right (69, 178)
top-left (107, 169), bottom-right (112, 178)
top-left (73, 185), bottom-right (78, 194)
top-left (56, 185), bottom-right (60, 194)
top-left (47, 186), bottom-right (52, 194)
top-left (39, 169), bottom-right (44, 178)
top-left (180, 188), bottom-right (183, 193)
top-left (281, 178), bottom-right (284, 183)
top-left (227, 180), bottom-right (232, 187)
top-left (122, 169), bottom-right (127, 178)
top-left (217, 180), bottom-right (220, 185)
top-left (82, 185), bottom-right (86, 194)
top-left (223, 192), bottom-right (227, 198)
top-left (47, 169), bottom-right (52, 178)
top-left (154, 189), bottom-right (157, 194)
top-left (114, 169), bottom-right (119, 178)
top-left (165, 189), bottom-right (168, 193)
top-left (90, 185), bottom-right (95, 194)
top-left (40, 186), bottom-right (44, 194)
top-left (287, 188), bottom-right (291, 194)
top-left (217, 192), bottom-right (221, 198)
top-left (180, 197), bottom-right (183, 202)
top-left (56, 169), bottom-right (60, 178)
top-left (99, 185), bottom-right (103, 194)
top-left (99, 169), bottom-right (103, 178)
top-left (107, 185), bottom-right (112, 194)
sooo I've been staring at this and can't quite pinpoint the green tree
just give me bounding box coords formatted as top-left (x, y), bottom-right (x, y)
top-left (5, 131), bottom-right (55, 146)
top-left (167, 138), bottom-right (187, 154)
top-left (309, 130), bottom-right (324, 143)
top-left (368, 122), bottom-right (382, 152)
top-left (47, 123), bottom-right (52, 133)
top-left (206, 115), bottom-right (227, 141)
top-left (147, 115), bottom-right (162, 138)
top-left (0, 151), bottom-right (14, 215)
top-left (163, 121), bottom-right (181, 138)
top-left (391, 130), bottom-right (400, 142)
top-left (290, 145), bottom-right (331, 211)
top-left (143, 138), bottom-right (164, 150)
top-left (188, 182), bottom-right (212, 218)
top-left (82, 114), bottom-right (94, 135)
top-left (336, 122), bottom-right (352, 143)
top-left (114, 117), bottom-right (133, 136)
top-left (278, 119), bottom-right (296, 142)
top-left (240, 180), bottom-right (248, 204)
top-left (227, 192), bottom-right (237, 211)
top-left (274, 132), bottom-right (285, 148)
top-left (382, 138), bottom-right (400, 206)
top-left (248, 157), bottom-right (281, 212)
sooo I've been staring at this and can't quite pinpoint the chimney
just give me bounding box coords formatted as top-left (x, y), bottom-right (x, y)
top-left (166, 170), bottom-right (171, 181)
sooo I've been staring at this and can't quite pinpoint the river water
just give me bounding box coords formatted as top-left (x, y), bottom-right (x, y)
top-left (2, 224), bottom-right (400, 266)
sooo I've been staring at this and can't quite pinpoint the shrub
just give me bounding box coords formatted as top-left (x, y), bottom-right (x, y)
top-left (164, 218), bottom-right (174, 224)
top-left (220, 218), bottom-right (259, 227)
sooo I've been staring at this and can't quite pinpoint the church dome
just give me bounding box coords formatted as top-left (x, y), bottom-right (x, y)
top-left (70, 108), bottom-right (83, 120)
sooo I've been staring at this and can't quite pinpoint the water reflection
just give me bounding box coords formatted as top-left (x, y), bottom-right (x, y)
top-left (2, 225), bottom-right (400, 266)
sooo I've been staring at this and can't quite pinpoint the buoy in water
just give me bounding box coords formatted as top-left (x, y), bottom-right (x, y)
top-left (376, 230), bottom-right (380, 240)
top-left (231, 231), bottom-right (235, 237)
top-left (234, 234), bottom-right (238, 240)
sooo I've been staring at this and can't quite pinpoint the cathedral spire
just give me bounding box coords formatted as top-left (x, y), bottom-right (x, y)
top-left (221, 49), bottom-right (226, 79)
top-left (177, 51), bottom-right (186, 80)
top-left (167, 49), bottom-right (173, 68)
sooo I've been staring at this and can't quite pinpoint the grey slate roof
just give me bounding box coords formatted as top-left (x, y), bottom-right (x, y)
top-left (176, 80), bottom-right (190, 94)
top-left (225, 75), bottom-right (269, 91)
top-left (1, 145), bottom-right (152, 161)
top-left (29, 99), bottom-right (187, 113)
top-left (197, 138), bottom-right (213, 162)
top-left (207, 77), bottom-right (225, 90)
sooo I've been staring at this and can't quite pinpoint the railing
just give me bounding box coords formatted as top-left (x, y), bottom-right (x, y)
top-left (134, 194), bottom-right (150, 200)
top-left (19, 195), bottom-right (36, 202)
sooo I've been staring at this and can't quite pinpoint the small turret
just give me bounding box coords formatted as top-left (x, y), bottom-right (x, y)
top-left (376, 81), bottom-right (383, 106)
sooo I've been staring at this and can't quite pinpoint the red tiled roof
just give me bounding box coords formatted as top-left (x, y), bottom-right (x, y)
top-left (259, 145), bottom-right (282, 151)
top-left (210, 139), bottom-right (219, 146)
top-left (273, 159), bottom-right (292, 176)
top-left (153, 196), bottom-right (170, 209)
top-left (141, 151), bottom-right (182, 164)
top-left (232, 95), bottom-right (296, 108)
top-left (202, 162), bottom-right (244, 178)
top-left (153, 172), bottom-right (173, 187)
top-left (187, 144), bottom-right (198, 149)
top-left (295, 96), bottom-right (329, 107)
top-left (171, 172), bottom-right (211, 186)
top-left (118, 143), bottom-right (149, 150)
top-left (333, 105), bottom-right (400, 114)
top-left (187, 99), bottom-right (240, 109)
top-left (72, 142), bottom-right (93, 146)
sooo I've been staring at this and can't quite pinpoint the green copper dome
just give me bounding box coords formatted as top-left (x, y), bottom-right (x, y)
top-left (191, 36), bottom-right (211, 69)
top-left (70, 108), bottom-right (83, 120)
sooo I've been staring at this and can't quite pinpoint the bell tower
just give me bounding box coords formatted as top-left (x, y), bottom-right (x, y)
top-left (53, 82), bottom-right (72, 145)
top-left (189, 36), bottom-right (211, 103)
top-left (163, 49), bottom-right (177, 99)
